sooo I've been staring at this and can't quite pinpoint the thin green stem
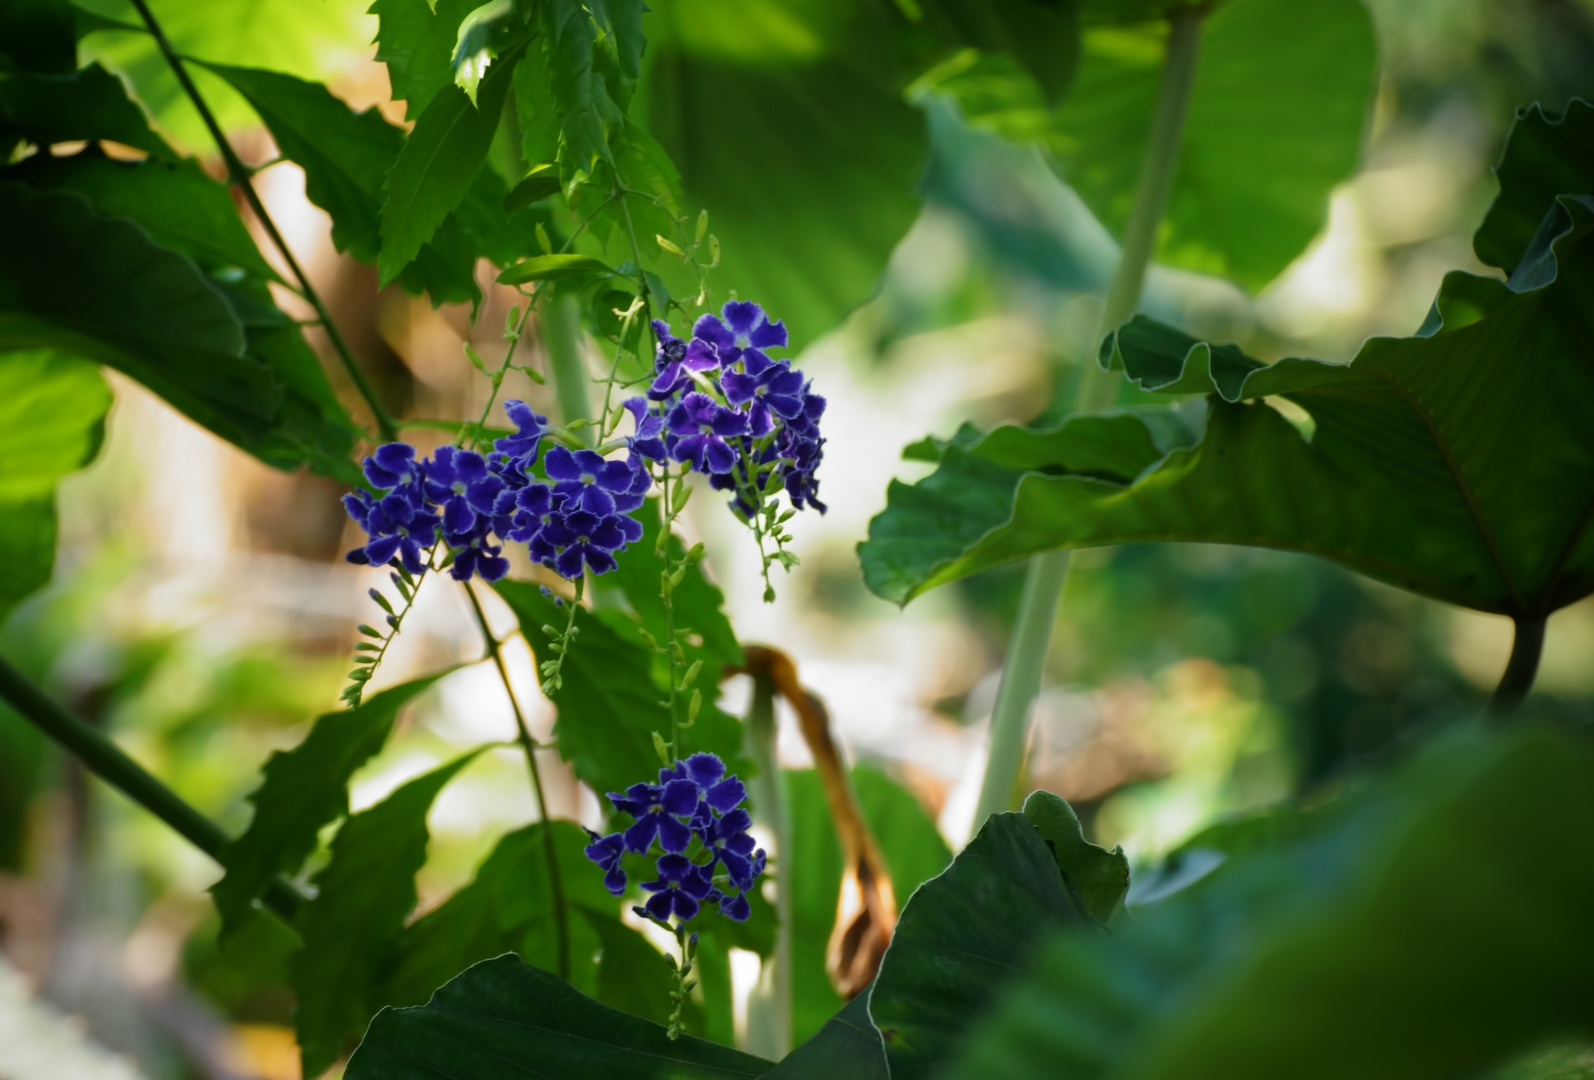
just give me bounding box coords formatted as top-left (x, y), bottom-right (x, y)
top-left (973, 9), bottom-right (1203, 829)
top-left (743, 671), bottom-right (791, 1058)
top-left (661, 465), bottom-right (682, 753)
top-left (463, 584), bottom-right (570, 980)
top-left (126, 0), bottom-right (398, 442)
top-left (0, 653), bottom-right (307, 924)
top-left (1486, 615), bottom-right (1547, 722)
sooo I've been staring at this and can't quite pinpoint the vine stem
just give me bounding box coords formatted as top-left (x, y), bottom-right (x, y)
top-left (463, 583), bottom-right (570, 980)
top-left (743, 670), bottom-right (792, 1058)
top-left (1486, 614), bottom-right (1547, 722)
top-left (126, 0), bottom-right (398, 442)
top-left (0, 652), bottom-right (308, 923)
top-left (972, 8), bottom-right (1203, 828)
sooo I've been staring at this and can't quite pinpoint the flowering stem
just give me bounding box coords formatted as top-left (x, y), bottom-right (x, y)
top-left (1487, 614), bottom-right (1546, 722)
top-left (972, 8), bottom-right (1203, 829)
top-left (125, 0), bottom-right (398, 442)
top-left (0, 652), bottom-right (309, 924)
top-left (463, 583), bottom-right (570, 980)
top-left (665, 924), bottom-right (698, 1041)
top-left (743, 670), bottom-right (792, 1058)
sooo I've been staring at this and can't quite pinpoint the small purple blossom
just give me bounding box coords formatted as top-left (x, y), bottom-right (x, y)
top-left (668, 392), bottom-right (749, 475)
top-left (692, 300), bottom-right (787, 370)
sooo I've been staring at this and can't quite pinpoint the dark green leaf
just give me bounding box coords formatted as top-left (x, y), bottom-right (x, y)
top-left (537, 0), bottom-right (629, 172)
top-left (1040, 0), bottom-right (1377, 290)
top-left (293, 750), bottom-right (481, 1078)
top-left (495, 252), bottom-right (614, 285)
top-left (7, 147), bottom-right (278, 280)
top-left (0, 62), bottom-right (175, 159)
top-left (946, 727), bottom-right (1594, 1080)
top-left (1022, 790), bottom-right (1129, 925)
top-left (1475, 98), bottom-right (1594, 274)
top-left (0, 351), bottom-right (110, 621)
top-left (504, 167), bottom-right (562, 214)
top-left (378, 43), bottom-right (523, 285)
top-left (372, 0), bottom-right (481, 119)
top-left (648, 0), bottom-right (926, 349)
top-left (868, 812), bottom-right (1093, 1079)
top-left (0, 0), bottom-right (77, 74)
top-left (200, 63), bottom-right (404, 264)
top-left (1490, 1045), bottom-right (1594, 1080)
top-left (911, 0), bottom-right (1082, 103)
top-left (346, 953), bottom-right (773, 1079)
top-left (212, 675), bottom-right (448, 939)
top-left (764, 992), bottom-right (888, 1080)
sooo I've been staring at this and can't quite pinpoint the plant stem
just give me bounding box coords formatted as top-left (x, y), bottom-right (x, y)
top-left (0, 652), bottom-right (307, 923)
top-left (1487, 614), bottom-right (1547, 722)
top-left (463, 584), bottom-right (570, 980)
top-left (126, 0), bottom-right (398, 442)
top-left (743, 671), bottom-right (791, 1059)
top-left (543, 295), bottom-right (593, 445)
top-left (972, 9), bottom-right (1203, 829)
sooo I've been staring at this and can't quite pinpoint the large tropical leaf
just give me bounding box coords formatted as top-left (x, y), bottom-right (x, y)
top-left (345, 953), bottom-right (773, 1079)
top-left (646, 0), bottom-right (926, 349)
top-left (945, 726), bottom-right (1594, 1080)
top-left (860, 194), bottom-right (1594, 617)
top-left (0, 351), bottom-right (111, 622)
top-left (1475, 98), bottom-right (1594, 274)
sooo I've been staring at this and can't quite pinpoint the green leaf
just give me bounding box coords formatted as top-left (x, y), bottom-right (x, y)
top-left (372, 0), bottom-right (481, 119)
top-left (378, 42), bottom-right (523, 285)
top-left (1475, 98), bottom-right (1594, 274)
top-left (293, 749), bottom-right (481, 1079)
top-left (504, 167), bottom-right (562, 214)
top-left (495, 252), bottom-right (615, 285)
top-left (868, 812), bottom-right (1093, 1079)
top-left (945, 726), bottom-right (1594, 1080)
top-left (451, 0), bottom-right (518, 105)
top-left (0, 62), bottom-right (175, 159)
top-left (0, 351), bottom-right (110, 621)
top-left (648, 0), bottom-right (927, 349)
top-left (910, 0), bottom-right (1082, 104)
top-left (764, 992), bottom-right (889, 1080)
top-left (6, 147), bottom-right (278, 280)
top-left (200, 63), bottom-right (404, 264)
top-left (1040, 0), bottom-right (1377, 291)
top-left (537, 0), bottom-right (636, 173)
top-left (346, 953), bottom-right (773, 1079)
top-left (0, 0), bottom-right (77, 74)
top-left (1021, 790), bottom-right (1129, 926)
top-left (212, 675), bottom-right (447, 939)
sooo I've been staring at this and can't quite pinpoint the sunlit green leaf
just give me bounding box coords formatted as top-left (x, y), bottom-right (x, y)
top-left (372, 0), bottom-right (481, 119)
top-left (451, 0), bottom-right (518, 105)
top-left (496, 252), bottom-right (615, 284)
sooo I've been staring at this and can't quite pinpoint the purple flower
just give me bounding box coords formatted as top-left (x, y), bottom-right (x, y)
top-left (693, 300), bottom-right (787, 370)
top-left (544, 446), bottom-right (636, 516)
top-left (609, 779), bottom-right (700, 853)
top-left (424, 446), bottom-right (503, 539)
top-left (611, 459), bottom-right (653, 515)
top-left (541, 508), bottom-right (628, 578)
top-left (584, 831), bottom-right (628, 896)
top-left (649, 336), bottom-right (721, 401)
top-left (722, 359), bottom-right (806, 438)
top-left (343, 449), bottom-right (440, 574)
top-left (719, 890), bottom-right (752, 922)
top-left (640, 853), bottom-right (715, 922)
top-left (504, 483), bottom-right (561, 543)
top-left (362, 442), bottom-right (422, 489)
top-left (623, 397), bottom-right (668, 463)
top-left (494, 399), bottom-right (547, 464)
top-left (702, 807), bottom-right (761, 890)
top-left (668, 392), bottom-right (749, 475)
top-left (448, 522), bottom-right (509, 583)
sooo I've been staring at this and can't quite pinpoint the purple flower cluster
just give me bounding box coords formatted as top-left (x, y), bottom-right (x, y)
top-left (343, 400), bottom-right (650, 582)
top-left (628, 300), bottom-right (827, 516)
top-left (584, 752), bottom-right (765, 924)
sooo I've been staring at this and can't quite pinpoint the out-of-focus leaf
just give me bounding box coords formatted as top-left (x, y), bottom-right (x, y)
top-left (1490, 1045), bottom-right (1594, 1080)
top-left (346, 953), bottom-right (773, 1079)
top-left (647, 0), bottom-right (926, 350)
top-left (200, 63), bottom-right (403, 264)
top-left (1022, 790), bottom-right (1129, 925)
top-left (946, 727), bottom-right (1594, 1080)
top-left (868, 812), bottom-right (1092, 1079)
top-left (1041, 0), bottom-right (1377, 291)
top-left (212, 675), bottom-right (447, 939)
top-left (0, 62), bottom-right (175, 159)
top-left (293, 750), bottom-right (481, 1078)
top-left (373, 0), bottom-right (483, 119)
top-left (6, 147), bottom-right (277, 280)
top-left (0, 351), bottom-right (110, 622)
top-left (0, 0), bottom-right (77, 74)
top-left (496, 252), bottom-right (614, 284)
top-left (1475, 98), bottom-right (1594, 274)
top-left (911, 0), bottom-right (1082, 104)
top-left (763, 992), bottom-right (889, 1080)
top-left (504, 167), bottom-right (561, 213)
top-left (378, 43), bottom-right (523, 285)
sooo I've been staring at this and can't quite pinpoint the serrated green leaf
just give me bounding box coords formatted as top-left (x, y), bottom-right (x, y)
top-left (1021, 789), bottom-right (1129, 926)
top-left (200, 63), bottom-right (404, 264)
top-left (378, 42), bottom-right (523, 285)
top-left (450, 0), bottom-right (517, 105)
top-left (345, 953), bottom-right (773, 1079)
top-left (946, 727), bottom-right (1594, 1080)
top-left (1475, 98), bottom-right (1594, 274)
top-left (371, 0), bottom-right (480, 119)
top-left (537, 0), bottom-right (639, 173)
top-left (0, 62), bottom-right (176, 159)
top-left (212, 675), bottom-right (447, 939)
top-left (293, 749), bottom-right (481, 1078)
top-left (0, 351), bottom-right (110, 622)
top-left (648, 0), bottom-right (925, 350)
top-left (868, 812), bottom-right (1093, 1079)
top-left (495, 252), bottom-right (613, 285)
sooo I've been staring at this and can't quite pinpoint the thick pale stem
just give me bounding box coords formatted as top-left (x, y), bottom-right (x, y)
top-left (972, 10), bottom-right (1203, 829)
top-left (0, 653), bottom-right (307, 923)
top-left (1486, 615), bottom-right (1547, 722)
top-left (743, 673), bottom-right (791, 1059)
top-left (544, 296), bottom-right (592, 445)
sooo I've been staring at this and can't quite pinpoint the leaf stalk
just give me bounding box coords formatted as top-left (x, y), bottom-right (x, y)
top-left (1487, 614), bottom-right (1547, 722)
